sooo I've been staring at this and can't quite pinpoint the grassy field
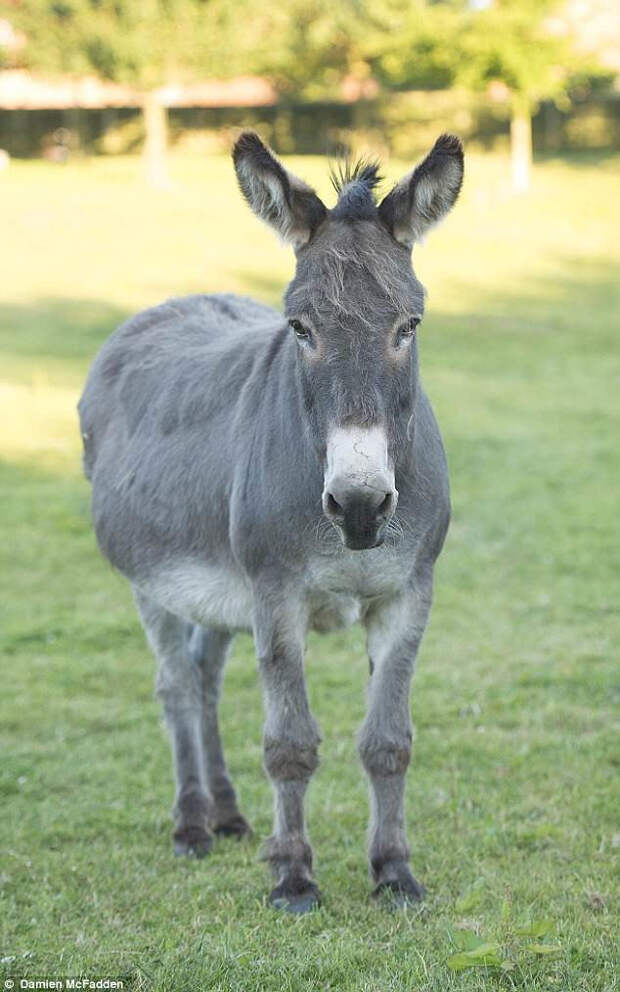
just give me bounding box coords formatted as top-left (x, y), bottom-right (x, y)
top-left (0, 148), bottom-right (618, 991)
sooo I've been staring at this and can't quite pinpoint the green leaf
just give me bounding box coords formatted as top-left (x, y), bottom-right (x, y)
top-left (515, 918), bottom-right (555, 937)
top-left (452, 929), bottom-right (485, 951)
top-left (455, 888), bottom-right (483, 912)
top-left (447, 954), bottom-right (478, 972)
top-left (447, 943), bottom-right (502, 971)
top-left (524, 943), bottom-right (562, 956)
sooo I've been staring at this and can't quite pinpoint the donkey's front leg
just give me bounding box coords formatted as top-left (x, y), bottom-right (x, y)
top-left (253, 590), bottom-right (321, 913)
top-left (358, 577), bottom-right (433, 904)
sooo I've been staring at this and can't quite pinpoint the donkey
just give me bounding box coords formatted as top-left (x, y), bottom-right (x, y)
top-left (78, 131), bottom-right (464, 913)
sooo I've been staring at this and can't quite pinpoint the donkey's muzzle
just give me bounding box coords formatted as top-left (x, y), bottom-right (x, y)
top-left (322, 476), bottom-right (397, 550)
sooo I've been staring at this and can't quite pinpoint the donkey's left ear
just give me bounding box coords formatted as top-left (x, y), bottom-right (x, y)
top-left (232, 131), bottom-right (327, 249)
top-left (378, 134), bottom-right (464, 247)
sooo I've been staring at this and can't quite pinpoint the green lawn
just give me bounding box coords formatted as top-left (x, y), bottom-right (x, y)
top-left (0, 149), bottom-right (618, 991)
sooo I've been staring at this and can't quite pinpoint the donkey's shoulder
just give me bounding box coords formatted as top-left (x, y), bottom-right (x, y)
top-left (160, 293), bottom-right (281, 332)
top-left (112, 292), bottom-right (280, 343)
top-left (81, 291), bottom-right (281, 414)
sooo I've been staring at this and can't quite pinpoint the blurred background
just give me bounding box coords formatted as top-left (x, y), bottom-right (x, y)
top-left (1, 0), bottom-right (619, 185)
top-left (1, 1), bottom-right (618, 988)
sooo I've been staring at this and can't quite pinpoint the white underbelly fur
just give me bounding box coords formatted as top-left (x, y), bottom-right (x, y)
top-left (135, 561), bottom-right (254, 631)
top-left (137, 548), bottom-right (407, 634)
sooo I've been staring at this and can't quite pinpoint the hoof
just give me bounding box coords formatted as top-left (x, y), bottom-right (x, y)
top-left (173, 825), bottom-right (213, 859)
top-left (270, 879), bottom-right (321, 915)
top-left (372, 874), bottom-right (425, 907)
top-left (213, 814), bottom-right (253, 840)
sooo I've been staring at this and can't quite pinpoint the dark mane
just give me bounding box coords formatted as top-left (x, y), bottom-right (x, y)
top-left (329, 157), bottom-right (383, 197)
top-left (329, 157), bottom-right (383, 221)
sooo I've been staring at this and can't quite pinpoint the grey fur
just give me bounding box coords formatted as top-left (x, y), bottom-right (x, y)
top-left (79, 131), bottom-right (463, 911)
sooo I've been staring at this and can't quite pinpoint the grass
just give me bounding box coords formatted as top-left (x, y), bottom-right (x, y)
top-left (0, 149), bottom-right (619, 991)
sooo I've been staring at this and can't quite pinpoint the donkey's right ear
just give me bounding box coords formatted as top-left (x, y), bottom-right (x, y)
top-left (378, 134), bottom-right (464, 247)
top-left (232, 132), bottom-right (326, 249)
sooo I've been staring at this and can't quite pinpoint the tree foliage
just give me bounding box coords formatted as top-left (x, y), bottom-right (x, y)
top-left (453, 0), bottom-right (576, 111)
top-left (363, 0), bottom-right (603, 112)
top-left (9, 0), bottom-right (230, 87)
top-left (362, 0), bottom-right (463, 91)
top-left (9, 0), bottom-right (366, 96)
top-left (8, 0), bottom-right (605, 107)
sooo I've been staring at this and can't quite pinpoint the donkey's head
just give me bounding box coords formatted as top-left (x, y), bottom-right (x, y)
top-left (233, 131), bottom-right (463, 550)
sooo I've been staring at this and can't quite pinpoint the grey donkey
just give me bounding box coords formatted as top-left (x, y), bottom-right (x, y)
top-left (79, 130), bottom-right (464, 913)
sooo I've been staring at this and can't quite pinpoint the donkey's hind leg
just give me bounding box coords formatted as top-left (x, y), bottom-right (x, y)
top-left (188, 626), bottom-right (252, 838)
top-left (134, 590), bottom-right (213, 858)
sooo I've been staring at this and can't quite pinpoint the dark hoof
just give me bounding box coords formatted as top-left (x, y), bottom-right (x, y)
top-left (213, 814), bottom-right (253, 840)
top-left (270, 879), bottom-right (321, 915)
top-left (373, 875), bottom-right (426, 907)
top-left (173, 825), bottom-right (213, 859)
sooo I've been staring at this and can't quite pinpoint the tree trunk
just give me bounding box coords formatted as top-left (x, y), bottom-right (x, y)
top-left (510, 100), bottom-right (532, 195)
top-left (143, 89), bottom-right (169, 188)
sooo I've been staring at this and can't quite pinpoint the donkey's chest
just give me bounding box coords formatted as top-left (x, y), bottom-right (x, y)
top-left (305, 550), bottom-right (408, 632)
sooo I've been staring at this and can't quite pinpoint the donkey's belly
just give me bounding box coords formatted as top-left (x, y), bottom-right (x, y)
top-left (135, 560), bottom-right (254, 632)
top-left (135, 546), bottom-right (408, 635)
top-left (138, 559), bottom-right (364, 634)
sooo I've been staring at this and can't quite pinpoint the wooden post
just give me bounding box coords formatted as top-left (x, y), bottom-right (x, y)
top-left (510, 97), bottom-right (532, 194)
top-left (143, 89), bottom-right (169, 188)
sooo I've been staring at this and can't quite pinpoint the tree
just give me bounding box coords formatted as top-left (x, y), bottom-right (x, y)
top-left (8, 0), bottom-right (240, 184)
top-left (454, 0), bottom-right (577, 193)
top-left (364, 0), bottom-right (596, 193)
top-left (361, 0), bottom-right (462, 91)
top-left (223, 0), bottom-right (368, 102)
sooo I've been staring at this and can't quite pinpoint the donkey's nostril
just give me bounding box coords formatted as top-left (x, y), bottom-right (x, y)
top-left (325, 492), bottom-right (344, 519)
top-left (377, 492), bottom-right (393, 518)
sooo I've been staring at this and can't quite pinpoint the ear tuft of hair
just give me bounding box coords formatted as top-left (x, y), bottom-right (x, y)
top-left (414, 131), bottom-right (464, 214)
top-left (232, 130), bottom-right (284, 180)
top-left (329, 156), bottom-right (383, 198)
top-left (232, 130), bottom-right (291, 209)
top-left (432, 133), bottom-right (464, 158)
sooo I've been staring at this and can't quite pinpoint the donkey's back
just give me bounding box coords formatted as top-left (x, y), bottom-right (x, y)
top-left (79, 292), bottom-right (281, 577)
top-left (80, 291), bottom-right (278, 482)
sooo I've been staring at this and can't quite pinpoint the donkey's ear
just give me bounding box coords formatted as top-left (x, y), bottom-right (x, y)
top-left (378, 134), bottom-right (464, 247)
top-left (232, 131), bottom-right (327, 248)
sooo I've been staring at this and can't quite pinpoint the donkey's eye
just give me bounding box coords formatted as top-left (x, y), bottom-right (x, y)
top-left (396, 316), bottom-right (420, 345)
top-left (289, 318), bottom-right (311, 342)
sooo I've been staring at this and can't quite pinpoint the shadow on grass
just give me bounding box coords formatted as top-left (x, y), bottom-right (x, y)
top-left (1, 252), bottom-right (618, 374)
top-left (534, 148), bottom-right (620, 168)
top-left (0, 297), bottom-right (130, 364)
